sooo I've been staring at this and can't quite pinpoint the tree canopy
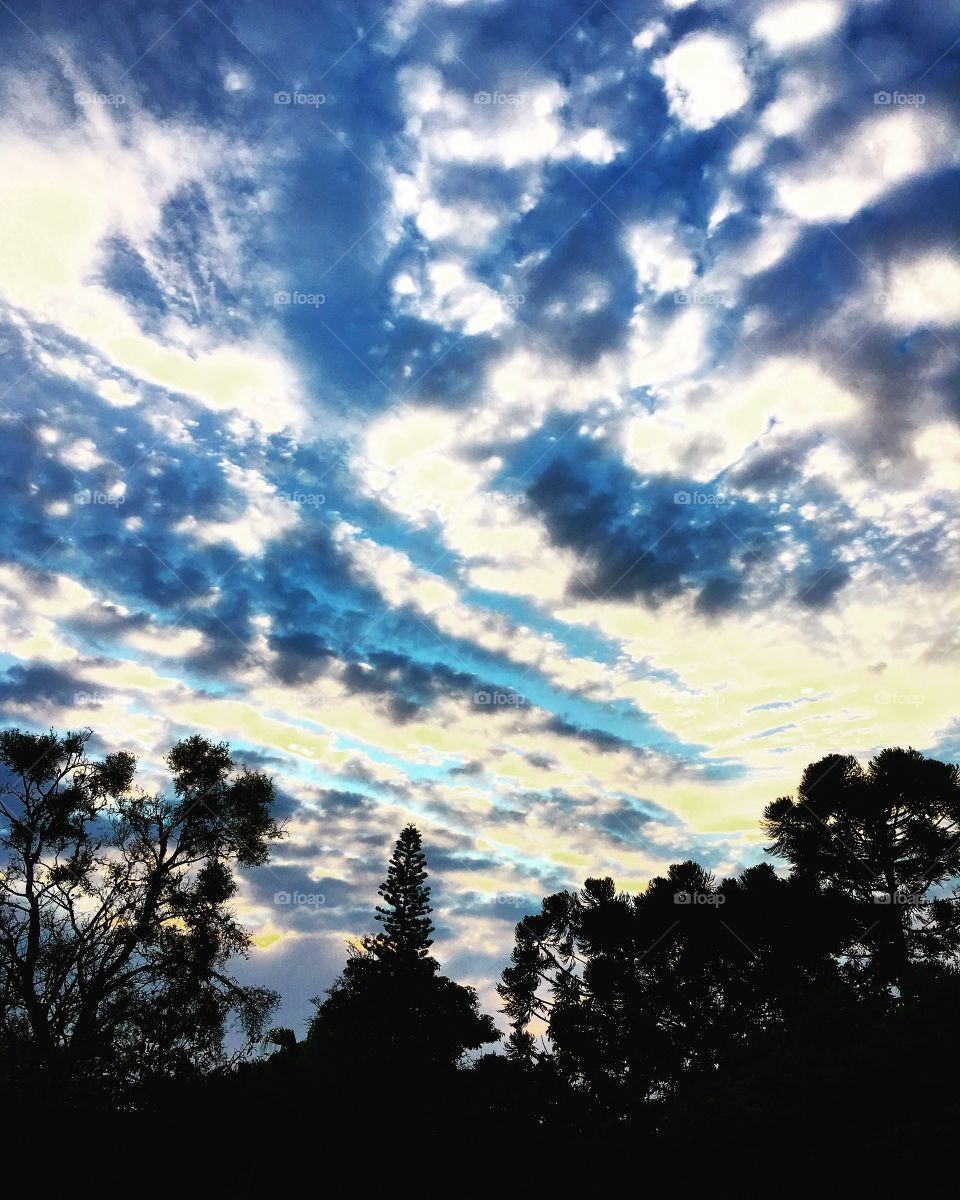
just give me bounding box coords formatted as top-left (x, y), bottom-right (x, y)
top-left (0, 727), bottom-right (282, 1106)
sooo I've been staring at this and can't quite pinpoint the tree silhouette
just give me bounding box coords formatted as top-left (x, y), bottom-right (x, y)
top-left (762, 748), bottom-right (960, 991)
top-left (0, 727), bottom-right (282, 1106)
top-left (7, 729), bottom-right (959, 1156)
top-left (498, 860), bottom-right (855, 1120)
top-left (374, 823), bottom-right (434, 963)
top-left (308, 825), bottom-right (498, 1085)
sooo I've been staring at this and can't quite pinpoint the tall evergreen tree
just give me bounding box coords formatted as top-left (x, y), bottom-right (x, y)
top-left (307, 824), bottom-right (498, 1078)
top-left (374, 823), bottom-right (434, 963)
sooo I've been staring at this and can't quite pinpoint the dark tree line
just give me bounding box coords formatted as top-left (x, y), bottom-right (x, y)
top-left (2, 728), bottom-right (960, 1168)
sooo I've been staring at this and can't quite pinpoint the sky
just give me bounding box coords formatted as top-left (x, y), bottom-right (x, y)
top-left (0, 0), bottom-right (958, 1035)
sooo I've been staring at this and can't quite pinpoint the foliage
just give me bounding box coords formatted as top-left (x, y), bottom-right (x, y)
top-left (0, 727), bottom-right (282, 1105)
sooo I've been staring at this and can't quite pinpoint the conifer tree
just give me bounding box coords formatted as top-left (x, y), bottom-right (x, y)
top-left (308, 824), bottom-right (498, 1075)
top-left (374, 823), bottom-right (434, 962)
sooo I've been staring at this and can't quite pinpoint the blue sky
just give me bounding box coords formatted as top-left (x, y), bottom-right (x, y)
top-left (1, 0), bottom-right (958, 1033)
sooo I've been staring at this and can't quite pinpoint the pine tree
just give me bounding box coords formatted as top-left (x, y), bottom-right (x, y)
top-left (307, 824), bottom-right (499, 1079)
top-left (374, 824), bottom-right (434, 962)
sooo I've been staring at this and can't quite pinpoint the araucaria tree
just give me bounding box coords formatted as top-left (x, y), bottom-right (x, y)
top-left (0, 727), bottom-right (282, 1105)
top-left (374, 823), bottom-right (434, 963)
top-left (762, 748), bottom-right (960, 990)
top-left (309, 824), bottom-right (498, 1074)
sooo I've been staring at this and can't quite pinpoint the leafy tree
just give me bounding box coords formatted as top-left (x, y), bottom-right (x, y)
top-left (0, 727), bottom-right (282, 1106)
top-left (762, 748), bottom-right (960, 990)
top-left (498, 861), bottom-right (852, 1120)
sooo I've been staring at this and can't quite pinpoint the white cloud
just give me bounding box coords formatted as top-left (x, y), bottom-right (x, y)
top-left (654, 32), bottom-right (750, 131)
top-left (775, 108), bottom-right (953, 223)
top-left (0, 83), bottom-right (305, 433)
top-left (175, 462), bottom-right (300, 556)
top-left (623, 357), bottom-right (861, 481)
top-left (223, 68), bottom-right (250, 93)
top-left (633, 21), bottom-right (667, 51)
top-left (760, 69), bottom-right (830, 137)
top-left (626, 222), bottom-right (696, 294)
top-left (393, 259), bottom-right (511, 335)
top-left (883, 254), bottom-right (960, 327)
top-left (97, 379), bottom-right (139, 408)
top-left (59, 438), bottom-right (105, 472)
top-left (754, 1), bottom-right (845, 52)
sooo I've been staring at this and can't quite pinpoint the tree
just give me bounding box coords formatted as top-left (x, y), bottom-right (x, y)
top-left (0, 727), bottom-right (282, 1106)
top-left (374, 823), bottom-right (434, 964)
top-left (308, 825), bottom-right (498, 1081)
top-left (762, 748), bottom-right (960, 991)
top-left (498, 861), bottom-right (852, 1122)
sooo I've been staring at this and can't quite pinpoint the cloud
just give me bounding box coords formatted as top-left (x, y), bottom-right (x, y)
top-left (774, 108), bottom-right (953, 223)
top-left (0, 71), bottom-right (306, 434)
top-left (883, 254), bottom-right (960, 327)
top-left (753, 1), bottom-right (845, 52)
top-left (654, 32), bottom-right (751, 131)
top-left (174, 463), bottom-right (301, 557)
